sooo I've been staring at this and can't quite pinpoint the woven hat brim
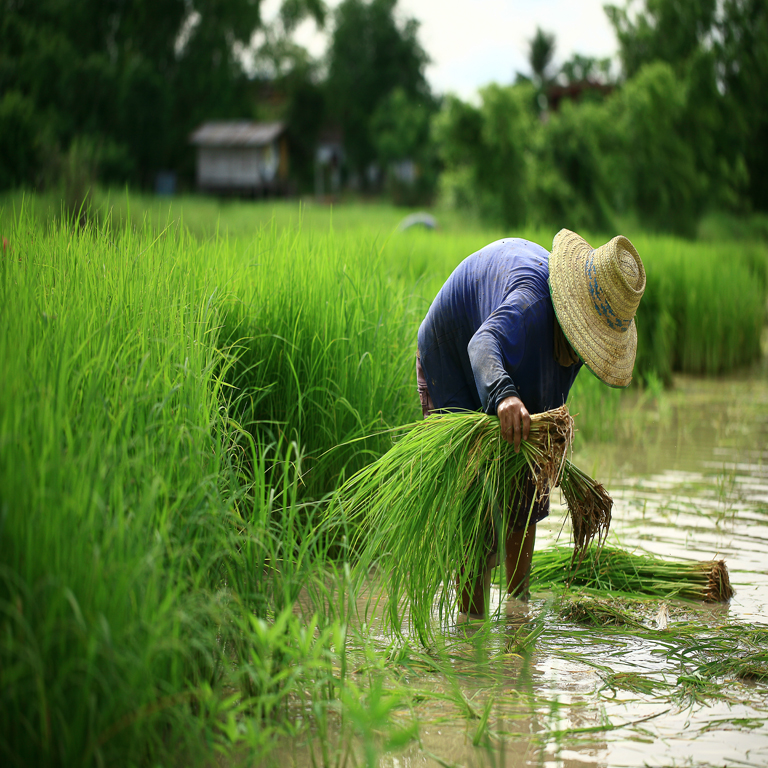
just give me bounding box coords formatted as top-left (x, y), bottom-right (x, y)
top-left (549, 231), bottom-right (638, 388)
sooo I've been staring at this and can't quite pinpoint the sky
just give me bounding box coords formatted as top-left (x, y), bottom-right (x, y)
top-left (261, 0), bottom-right (621, 100)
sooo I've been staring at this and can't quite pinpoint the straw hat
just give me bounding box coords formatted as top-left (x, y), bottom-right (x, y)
top-left (549, 229), bottom-right (646, 388)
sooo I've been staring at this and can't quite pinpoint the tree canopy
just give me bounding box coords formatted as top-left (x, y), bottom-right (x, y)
top-left (528, 27), bottom-right (556, 87)
top-left (0, 0), bottom-right (263, 186)
top-left (325, 0), bottom-right (433, 183)
top-left (605, 0), bottom-right (768, 212)
top-left (3, 0), bottom-right (768, 223)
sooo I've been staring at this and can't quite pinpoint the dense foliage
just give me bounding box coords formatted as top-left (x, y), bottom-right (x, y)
top-left (436, 56), bottom-right (750, 235)
top-left (0, 0), bottom-right (265, 187)
top-left (326, 0), bottom-right (434, 184)
top-left (0, 0), bottom-right (436, 199)
top-left (437, 0), bottom-right (768, 232)
top-left (6, 0), bottom-right (768, 229)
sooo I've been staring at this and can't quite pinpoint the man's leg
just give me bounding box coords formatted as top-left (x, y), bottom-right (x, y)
top-left (457, 522), bottom-right (535, 620)
top-left (505, 467), bottom-right (544, 603)
top-left (505, 524), bottom-right (536, 600)
top-left (458, 552), bottom-right (498, 619)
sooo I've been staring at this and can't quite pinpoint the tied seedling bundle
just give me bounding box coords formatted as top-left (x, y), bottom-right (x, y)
top-left (531, 545), bottom-right (734, 602)
top-left (334, 406), bottom-right (611, 640)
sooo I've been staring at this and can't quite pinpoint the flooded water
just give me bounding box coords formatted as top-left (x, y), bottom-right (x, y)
top-left (569, 372), bottom-right (768, 623)
top-left (385, 372), bottom-right (768, 768)
top-left (276, 370), bottom-right (768, 768)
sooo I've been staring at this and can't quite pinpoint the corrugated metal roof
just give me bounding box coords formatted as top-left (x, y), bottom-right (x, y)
top-left (190, 121), bottom-right (286, 147)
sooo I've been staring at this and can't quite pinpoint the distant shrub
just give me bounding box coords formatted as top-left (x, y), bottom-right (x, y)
top-left (609, 62), bottom-right (706, 236)
top-left (532, 98), bottom-right (616, 233)
top-left (60, 137), bottom-right (100, 226)
top-left (0, 90), bottom-right (41, 189)
top-left (432, 61), bottom-right (742, 236)
top-left (433, 84), bottom-right (537, 227)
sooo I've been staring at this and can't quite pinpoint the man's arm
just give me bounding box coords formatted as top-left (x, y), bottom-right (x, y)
top-left (467, 299), bottom-right (530, 451)
top-left (467, 305), bottom-right (524, 408)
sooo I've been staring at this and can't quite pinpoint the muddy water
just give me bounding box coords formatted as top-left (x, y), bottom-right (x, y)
top-left (569, 372), bottom-right (768, 622)
top-left (379, 371), bottom-right (768, 768)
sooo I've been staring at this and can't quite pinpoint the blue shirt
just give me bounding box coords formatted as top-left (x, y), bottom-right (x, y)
top-left (417, 238), bottom-right (582, 415)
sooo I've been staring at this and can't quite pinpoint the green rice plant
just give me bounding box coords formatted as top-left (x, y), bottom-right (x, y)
top-left (216, 223), bottom-right (421, 500)
top-left (630, 234), bottom-right (766, 379)
top-left (557, 597), bottom-right (651, 629)
top-left (0, 211), bottom-right (238, 765)
top-left (0, 206), bottom-right (354, 767)
top-left (7, 190), bottom-right (765, 385)
top-left (600, 671), bottom-right (668, 697)
top-left (531, 545), bottom-right (734, 602)
top-left (566, 371), bottom-right (624, 444)
top-left (332, 408), bottom-right (576, 642)
top-left (694, 625), bottom-right (768, 682)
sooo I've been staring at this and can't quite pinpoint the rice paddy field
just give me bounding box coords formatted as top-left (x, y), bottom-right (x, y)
top-left (1, 191), bottom-right (767, 768)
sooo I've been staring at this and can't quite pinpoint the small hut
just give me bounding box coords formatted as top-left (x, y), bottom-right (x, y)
top-left (189, 121), bottom-right (289, 195)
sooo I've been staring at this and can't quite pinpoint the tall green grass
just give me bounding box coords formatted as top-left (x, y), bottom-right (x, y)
top-left (0, 208), bottom-right (352, 766)
top-left (628, 235), bottom-right (766, 380)
top-left (6, 188), bottom-right (764, 385)
top-left (217, 224), bottom-right (421, 498)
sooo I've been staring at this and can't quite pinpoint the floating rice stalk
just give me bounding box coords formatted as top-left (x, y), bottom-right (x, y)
top-left (332, 407), bottom-right (575, 641)
top-left (557, 596), bottom-right (648, 629)
top-left (531, 545), bottom-right (734, 603)
top-left (701, 654), bottom-right (768, 682)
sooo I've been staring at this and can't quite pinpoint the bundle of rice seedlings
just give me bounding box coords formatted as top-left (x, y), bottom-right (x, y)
top-left (559, 461), bottom-right (613, 560)
top-left (531, 545), bottom-right (734, 603)
top-left (332, 407), bottom-right (575, 641)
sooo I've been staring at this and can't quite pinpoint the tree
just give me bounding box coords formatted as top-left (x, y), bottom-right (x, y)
top-left (0, 90), bottom-right (41, 189)
top-left (718, 0), bottom-right (768, 210)
top-left (325, 0), bottom-right (432, 184)
top-left (246, 1), bottom-right (328, 191)
top-left (560, 53), bottom-right (613, 85)
top-left (370, 86), bottom-right (437, 203)
top-left (604, 0), bottom-right (717, 78)
top-left (529, 27), bottom-right (556, 88)
top-left (371, 88), bottom-right (430, 165)
top-left (434, 83), bottom-right (537, 226)
top-left (0, 0), bottom-right (265, 188)
top-left (604, 0), bottom-right (748, 214)
top-left (610, 61), bottom-right (708, 234)
top-left (533, 97), bottom-right (616, 232)
top-left (431, 61), bottom-right (714, 234)
top-left (514, 27), bottom-right (556, 110)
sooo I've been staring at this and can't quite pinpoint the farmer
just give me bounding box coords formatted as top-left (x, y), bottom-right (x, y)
top-left (416, 229), bottom-right (646, 621)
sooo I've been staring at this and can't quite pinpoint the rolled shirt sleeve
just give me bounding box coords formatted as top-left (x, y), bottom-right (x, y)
top-left (468, 294), bottom-right (530, 414)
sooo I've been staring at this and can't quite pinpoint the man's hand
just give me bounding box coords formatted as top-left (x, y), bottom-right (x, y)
top-left (497, 396), bottom-right (530, 452)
